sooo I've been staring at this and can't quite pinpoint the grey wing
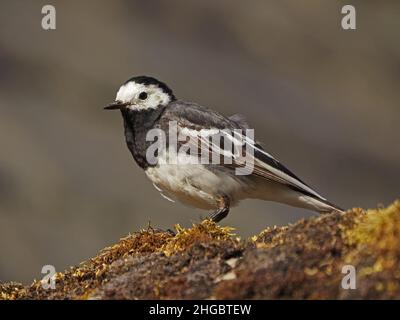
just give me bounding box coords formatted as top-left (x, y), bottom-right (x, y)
top-left (160, 101), bottom-right (240, 131)
top-left (162, 101), bottom-right (327, 201)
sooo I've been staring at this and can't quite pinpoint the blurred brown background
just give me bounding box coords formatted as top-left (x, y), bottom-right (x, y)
top-left (0, 0), bottom-right (399, 283)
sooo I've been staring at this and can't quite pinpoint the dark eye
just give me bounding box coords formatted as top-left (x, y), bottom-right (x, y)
top-left (138, 92), bottom-right (148, 100)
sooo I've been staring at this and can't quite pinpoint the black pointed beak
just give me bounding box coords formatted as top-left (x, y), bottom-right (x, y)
top-left (104, 101), bottom-right (130, 110)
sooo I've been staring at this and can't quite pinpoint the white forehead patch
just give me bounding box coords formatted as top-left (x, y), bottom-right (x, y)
top-left (116, 81), bottom-right (171, 110)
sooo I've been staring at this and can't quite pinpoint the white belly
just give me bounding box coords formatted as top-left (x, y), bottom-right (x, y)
top-left (145, 152), bottom-right (245, 210)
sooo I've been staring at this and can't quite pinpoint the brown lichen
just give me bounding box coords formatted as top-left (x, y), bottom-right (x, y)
top-left (1, 226), bottom-right (172, 300)
top-left (0, 282), bottom-right (26, 300)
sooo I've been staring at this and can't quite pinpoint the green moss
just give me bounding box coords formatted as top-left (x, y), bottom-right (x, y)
top-left (160, 219), bottom-right (237, 257)
top-left (343, 200), bottom-right (400, 297)
top-left (346, 200), bottom-right (400, 249)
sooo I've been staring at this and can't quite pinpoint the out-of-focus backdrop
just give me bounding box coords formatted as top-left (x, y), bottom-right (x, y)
top-left (0, 0), bottom-right (399, 283)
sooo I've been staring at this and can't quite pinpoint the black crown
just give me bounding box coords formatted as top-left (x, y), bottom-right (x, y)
top-left (124, 76), bottom-right (176, 101)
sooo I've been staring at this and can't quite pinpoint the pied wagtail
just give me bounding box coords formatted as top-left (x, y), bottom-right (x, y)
top-left (105, 76), bottom-right (343, 222)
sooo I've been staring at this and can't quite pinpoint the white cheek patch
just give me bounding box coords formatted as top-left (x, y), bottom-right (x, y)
top-left (116, 82), bottom-right (170, 110)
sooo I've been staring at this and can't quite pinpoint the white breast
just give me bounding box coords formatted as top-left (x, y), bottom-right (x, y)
top-left (145, 150), bottom-right (245, 210)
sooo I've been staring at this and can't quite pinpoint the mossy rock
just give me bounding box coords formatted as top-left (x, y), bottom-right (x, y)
top-left (1, 200), bottom-right (399, 300)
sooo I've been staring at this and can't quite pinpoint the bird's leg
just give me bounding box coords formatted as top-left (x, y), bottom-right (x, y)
top-left (207, 196), bottom-right (230, 223)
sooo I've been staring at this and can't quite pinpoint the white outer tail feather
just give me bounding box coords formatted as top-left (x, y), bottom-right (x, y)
top-left (298, 195), bottom-right (344, 213)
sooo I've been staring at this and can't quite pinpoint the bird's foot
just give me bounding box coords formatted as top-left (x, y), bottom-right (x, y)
top-left (206, 196), bottom-right (231, 223)
top-left (207, 207), bottom-right (230, 223)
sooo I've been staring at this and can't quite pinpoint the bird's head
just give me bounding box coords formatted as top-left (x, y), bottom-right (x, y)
top-left (104, 76), bottom-right (176, 112)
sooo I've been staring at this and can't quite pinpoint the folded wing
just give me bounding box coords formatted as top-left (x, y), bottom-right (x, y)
top-left (164, 101), bottom-right (332, 204)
